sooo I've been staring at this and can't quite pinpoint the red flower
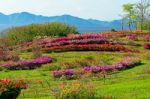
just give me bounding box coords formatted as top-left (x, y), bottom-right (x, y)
top-left (144, 43), bottom-right (150, 49)
top-left (0, 79), bottom-right (11, 84)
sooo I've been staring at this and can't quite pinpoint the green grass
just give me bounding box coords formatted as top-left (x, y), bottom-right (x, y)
top-left (0, 38), bottom-right (150, 99)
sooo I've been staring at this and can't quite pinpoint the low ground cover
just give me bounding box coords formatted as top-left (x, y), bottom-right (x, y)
top-left (0, 31), bottom-right (150, 99)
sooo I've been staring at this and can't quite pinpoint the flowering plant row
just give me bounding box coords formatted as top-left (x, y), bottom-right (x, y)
top-left (0, 56), bottom-right (52, 70)
top-left (84, 57), bottom-right (141, 73)
top-left (40, 33), bottom-right (107, 44)
top-left (128, 34), bottom-right (138, 41)
top-left (144, 43), bottom-right (150, 49)
top-left (0, 48), bottom-right (4, 60)
top-left (43, 44), bottom-right (130, 52)
top-left (52, 69), bottom-right (75, 78)
top-left (44, 39), bottom-right (109, 48)
top-left (52, 57), bottom-right (141, 78)
top-left (144, 36), bottom-right (150, 41)
top-left (51, 81), bottom-right (96, 99)
top-left (0, 79), bottom-right (28, 99)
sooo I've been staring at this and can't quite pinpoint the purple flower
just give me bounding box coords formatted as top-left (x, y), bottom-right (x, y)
top-left (83, 57), bottom-right (141, 73)
top-left (0, 56), bottom-right (52, 70)
top-left (63, 69), bottom-right (74, 76)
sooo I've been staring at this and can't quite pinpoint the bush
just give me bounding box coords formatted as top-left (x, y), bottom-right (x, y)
top-left (138, 21), bottom-right (150, 30)
top-left (31, 39), bottom-right (42, 59)
top-left (51, 81), bottom-right (96, 99)
top-left (0, 79), bottom-right (28, 99)
top-left (0, 56), bottom-right (52, 70)
top-left (4, 22), bottom-right (78, 45)
top-left (144, 43), bottom-right (150, 49)
top-left (110, 29), bottom-right (117, 32)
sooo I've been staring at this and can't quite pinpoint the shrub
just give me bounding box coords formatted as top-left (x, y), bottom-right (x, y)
top-left (128, 34), bottom-right (138, 41)
top-left (51, 81), bottom-right (96, 99)
top-left (43, 44), bottom-right (130, 52)
top-left (51, 57), bottom-right (141, 79)
top-left (110, 28), bottom-right (117, 32)
top-left (31, 39), bottom-right (42, 59)
top-left (144, 43), bottom-right (150, 49)
top-left (5, 22), bottom-right (78, 45)
top-left (0, 79), bottom-right (28, 99)
top-left (144, 36), bottom-right (150, 41)
top-left (0, 56), bottom-right (52, 70)
top-left (145, 51), bottom-right (150, 60)
top-left (52, 69), bottom-right (75, 80)
top-left (0, 48), bottom-right (4, 61)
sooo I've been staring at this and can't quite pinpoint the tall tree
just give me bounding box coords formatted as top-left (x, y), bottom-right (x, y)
top-left (123, 3), bottom-right (136, 31)
top-left (135, 0), bottom-right (150, 30)
top-left (119, 14), bottom-right (126, 31)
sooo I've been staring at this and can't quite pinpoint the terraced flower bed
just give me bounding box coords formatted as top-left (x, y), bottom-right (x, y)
top-left (43, 44), bottom-right (131, 52)
top-left (144, 43), bottom-right (150, 49)
top-left (0, 56), bottom-right (52, 70)
top-left (32, 33), bottom-right (133, 52)
top-left (52, 57), bottom-right (141, 79)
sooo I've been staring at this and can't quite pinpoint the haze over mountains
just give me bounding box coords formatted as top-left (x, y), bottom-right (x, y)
top-left (0, 12), bottom-right (129, 33)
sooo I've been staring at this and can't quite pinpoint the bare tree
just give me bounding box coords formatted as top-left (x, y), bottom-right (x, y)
top-left (136, 0), bottom-right (150, 30)
top-left (119, 14), bottom-right (126, 30)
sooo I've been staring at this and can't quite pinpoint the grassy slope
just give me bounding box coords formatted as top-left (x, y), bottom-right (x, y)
top-left (0, 38), bottom-right (150, 99)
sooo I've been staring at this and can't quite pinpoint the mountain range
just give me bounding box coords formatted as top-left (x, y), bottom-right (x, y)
top-left (0, 12), bottom-right (129, 33)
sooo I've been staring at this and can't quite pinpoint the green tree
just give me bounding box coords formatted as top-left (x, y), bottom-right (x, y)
top-left (123, 3), bottom-right (136, 31)
top-left (135, 0), bottom-right (150, 30)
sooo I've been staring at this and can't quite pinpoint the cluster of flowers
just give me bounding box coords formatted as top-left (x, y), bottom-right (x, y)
top-left (39, 33), bottom-right (134, 52)
top-left (144, 36), bottom-right (150, 41)
top-left (128, 34), bottom-right (138, 41)
top-left (0, 56), bottom-right (52, 70)
top-left (45, 39), bottom-right (109, 48)
top-left (40, 33), bottom-right (108, 46)
top-left (67, 33), bottom-right (108, 39)
top-left (84, 57), bottom-right (141, 73)
top-left (52, 57), bottom-right (141, 78)
top-left (144, 43), bottom-right (150, 49)
top-left (0, 48), bottom-right (4, 60)
top-left (51, 81), bottom-right (96, 99)
top-left (0, 79), bottom-right (28, 99)
top-left (43, 44), bottom-right (130, 52)
top-left (52, 69), bottom-right (74, 78)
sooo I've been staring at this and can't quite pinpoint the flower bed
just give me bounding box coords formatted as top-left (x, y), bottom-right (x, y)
top-left (52, 69), bottom-right (75, 78)
top-left (84, 57), bottom-right (141, 73)
top-left (128, 34), bottom-right (138, 41)
top-left (0, 48), bottom-right (4, 60)
top-left (38, 33), bottom-right (133, 52)
top-left (43, 44), bottom-right (130, 52)
top-left (44, 39), bottom-right (109, 48)
top-left (144, 36), bottom-right (150, 41)
top-left (52, 57), bottom-right (141, 78)
top-left (51, 81), bottom-right (96, 99)
top-left (0, 56), bottom-right (52, 70)
top-left (41, 33), bottom-right (107, 44)
top-left (0, 79), bottom-right (28, 99)
top-left (11, 33), bottom-right (137, 52)
top-left (144, 43), bottom-right (150, 49)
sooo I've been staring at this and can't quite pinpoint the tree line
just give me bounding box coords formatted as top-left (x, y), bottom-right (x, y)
top-left (121, 0), bottom-right (150, 31)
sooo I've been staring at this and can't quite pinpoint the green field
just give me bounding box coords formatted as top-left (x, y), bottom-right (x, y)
top-left (0, 50), bottom-right (150, 99)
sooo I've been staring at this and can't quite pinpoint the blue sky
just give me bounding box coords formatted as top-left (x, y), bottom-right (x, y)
top-left (0, 0), bottom-right (138, 21)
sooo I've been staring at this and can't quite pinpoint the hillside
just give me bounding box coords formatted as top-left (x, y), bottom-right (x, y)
top-left (0, 31), bottom-right (150, 99)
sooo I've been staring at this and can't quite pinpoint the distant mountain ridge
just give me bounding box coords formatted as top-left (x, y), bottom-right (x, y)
top-left (0, 12), bottom-right (130, 33)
